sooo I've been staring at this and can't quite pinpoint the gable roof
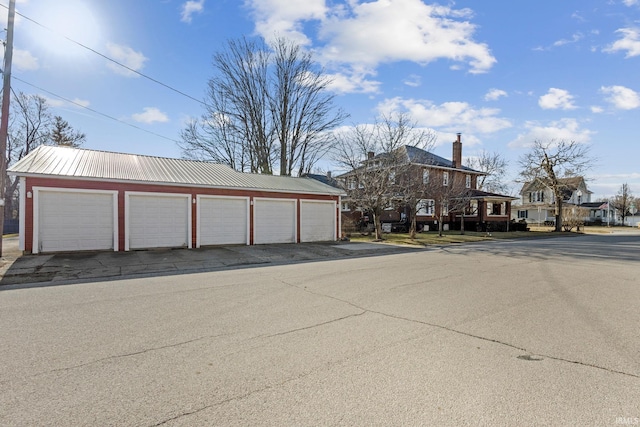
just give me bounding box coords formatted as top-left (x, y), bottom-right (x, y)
top-left (8, 146), bottom-right (345, 196)
top-left (336, 145), bottom-right (482, 177)
top-left (521, 176), bottom-right (590, 194)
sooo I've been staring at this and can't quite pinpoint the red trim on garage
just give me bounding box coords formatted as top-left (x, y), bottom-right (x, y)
top-left (23, 177), bottom-right (340, 253)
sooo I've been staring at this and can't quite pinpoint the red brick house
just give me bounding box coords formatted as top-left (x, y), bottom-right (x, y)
top-left (337, 134), bottom-right (516, 233)
top-left (8, 146), bottom-right (344, 254)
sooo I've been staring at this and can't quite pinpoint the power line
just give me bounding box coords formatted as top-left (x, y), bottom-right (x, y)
top-left (0, 3), bottom-right (208, 107)
top-left (13, 76), bottom-right (182, 145)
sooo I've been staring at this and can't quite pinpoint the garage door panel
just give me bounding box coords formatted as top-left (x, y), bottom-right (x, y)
top-left (128, 194), bottom-right (190, 250)
top-left (199, 197), bottom-right (248, 246)
top-left (38, 190), bottom-right (115, 253)
top-left (254, 199), bottom-right (296, 244)
top-left (301, 201), bottom-right (335, 242)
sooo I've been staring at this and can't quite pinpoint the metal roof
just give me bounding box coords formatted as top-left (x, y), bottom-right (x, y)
top-left (8, 146), bottom-right (344, 196)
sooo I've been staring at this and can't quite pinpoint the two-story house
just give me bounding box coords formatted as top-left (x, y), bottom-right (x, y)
top-left (337, 134), bottom-right (517, 233)
top-left (514, 176), bottom-right (592, 225)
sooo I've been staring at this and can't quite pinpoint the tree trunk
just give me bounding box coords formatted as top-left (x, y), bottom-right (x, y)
top-left (409, 214), bottom-right (417, 239)
top-left (372, 211), bottom-right (382, 240)
top-left (460, 213), bottom-right (465, 235)
top-left (438, 215), bottom-right (443, 237)
top-left (555, 196), bottom-right (563, 232)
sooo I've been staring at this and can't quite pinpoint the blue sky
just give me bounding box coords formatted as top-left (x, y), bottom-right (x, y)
top-left (3, 0), bottom-right (640, 198)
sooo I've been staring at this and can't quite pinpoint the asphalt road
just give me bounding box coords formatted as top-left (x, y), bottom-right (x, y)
top-left (1, 233), bottom-right (639, 426)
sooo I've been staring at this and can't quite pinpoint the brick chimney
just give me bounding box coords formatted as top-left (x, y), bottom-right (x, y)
top-left (367, 151), bottom-right (375, 160)
top-left (452, 133), bottom-right (462, 168)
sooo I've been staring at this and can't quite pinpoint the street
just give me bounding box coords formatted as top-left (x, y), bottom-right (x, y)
top-left (1, 233), bottom-right (639, 426)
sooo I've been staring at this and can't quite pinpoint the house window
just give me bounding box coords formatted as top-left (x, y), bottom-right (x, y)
top-left (417, 199), bottom-right (435, 216)
top-left (388, 171), bottom-right (396, 184)
top-left (465, 174), bottom-right (471, 189)
top-left (341, 202), bottom-right (350, 211)
top-left (441, 203), bottom-right (449, 216)
top-left (529, 191), bottom-right (545, 203)
top-left (443, 171), bottom-right (449, 186)
top-left (487, 202), bottom-right (506, 216)
top-left (422, 169), bottom-right (430, 184)
top-left (517, 210), bottom-right (528, 218)
top-left (347, 178), bottom-right (356, 190)
top-left (466, 200), bottom-right (478, 216)
top-left (358, 180), bottom-right (364, 189)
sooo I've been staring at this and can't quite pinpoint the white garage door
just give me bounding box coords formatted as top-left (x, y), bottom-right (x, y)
top-left (36, 189), bottom-right (116, 253)
top-left (300, 200), bottom-right (336, 242)
top-left (198, 196), bottom-right (249, 246)
top-left (253, 198), bottom-right (296, 244)
top-left (127, 193), bottom-right (190, 250)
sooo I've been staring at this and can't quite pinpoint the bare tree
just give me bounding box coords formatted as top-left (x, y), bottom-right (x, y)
top-left (611, 183), bottom-right (634, 226)
top-left (5, 92), bottom-right (53, 219)
top-left (562, 205), bottom-right (589, 232)
top-left (179, 37), bottom-right (346, 176)
top-left (465, 150), bottom-right (509, 194)
top-left (518, 140), bottom-right (591, 232)
top-left (333, 113), bottom-right (434, 240)
top-left (426, 174), bottom-right (471, 237)
top-left (50, 116), bottom-right (86, 147)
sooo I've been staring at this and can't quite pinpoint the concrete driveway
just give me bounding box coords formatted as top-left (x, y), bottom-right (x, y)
top-left (0, 232), bottom-right (639, 425)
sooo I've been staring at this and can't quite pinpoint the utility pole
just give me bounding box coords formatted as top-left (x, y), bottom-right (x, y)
top-left (0, 0), bottom-right (16, 256)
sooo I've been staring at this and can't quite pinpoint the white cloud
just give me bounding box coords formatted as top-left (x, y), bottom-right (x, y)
top-left (105, 42), bottom-right (148, 77)
top-left (507, 118), bottom-right (594, 148)
top-left (325, 68), bottom-right (381, 94)
top-left (132, 107), bottom-right (169, 124)
top-left (538, 88), bottom-right (577, 110)
top-left (484, 88), bottom-right (507, 101)
top-left (600, 85), bottom-right (640, 109)
top-left (319, 0), bottom-right (495, 74)
top-left (13, 49), bottom-right (39, 71)
top-left (604, 27), bottom-right (640, 57)
top-left (376, 97), bottom-right (512, 138)
top-left (403, 74), bottom-right (421, 87)
top-left (247, 0), bottom-right (326, 45)
top-left (246, 0), bottom-right (496, 84)
top-left (622, 0), bottom-right (638, 6)
top-left (181, 0), bottom-right (205, 23)
top-left (590, 105), bottom-right (604, 113)
top-left (552, 32), bottom-right (583, 47)
top-left (71, 98), bottom-right (91, 108)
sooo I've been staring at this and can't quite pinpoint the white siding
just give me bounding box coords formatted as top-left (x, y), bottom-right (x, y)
top-left (198, 196), bottom-right (249, 246)
top-left (253, 198), bottom-right (296, 244)
top-left (126, 193), bottom-right (191, 250)
top-left (300, 200), bottom-right (336, 242)
top-left (35, 188), bottom-right (117, 253)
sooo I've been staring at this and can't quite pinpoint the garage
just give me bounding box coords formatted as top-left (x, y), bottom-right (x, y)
top-left (253, 198), bottom-right (296, 244)
top-left (34, 188), bottom-right (117, 254)
top-left (197, 196), bottom-right (249, 246)
top-left (10, 146), bottom-right (343, 254)
top-left (126, 192), bottom-right (191, 250)
top-left (300, 200), bottom-right (336, 242)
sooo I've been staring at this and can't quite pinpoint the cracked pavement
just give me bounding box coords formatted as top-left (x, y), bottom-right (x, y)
top-left (1, 233), bottom-right (639, 426)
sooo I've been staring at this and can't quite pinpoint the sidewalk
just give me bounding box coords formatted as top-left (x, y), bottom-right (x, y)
top-left (0, 237), bottom-right (423, 287)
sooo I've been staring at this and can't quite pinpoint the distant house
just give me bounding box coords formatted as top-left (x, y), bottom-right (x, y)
top-left (514, 177), bottom-right (592, 225)
top-left (336, 134), bottom-right (517, 232)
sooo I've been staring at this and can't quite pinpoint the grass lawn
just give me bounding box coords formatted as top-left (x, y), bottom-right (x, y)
top-left (347, 229), bottom-right (575, 246)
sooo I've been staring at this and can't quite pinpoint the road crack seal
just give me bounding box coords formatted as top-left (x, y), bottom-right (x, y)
top-left (279, 279), bottom-right (640, 380)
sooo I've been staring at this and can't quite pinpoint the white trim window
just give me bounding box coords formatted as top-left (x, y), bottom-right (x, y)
top-left (487, 202), bottom-right (506, 216)
top-left (347, 178), bottom-right (356, 190)
top-left (466, 199), bottom-right (478, 216)
top-left (441, 203), bottom-right (449, 216)
top-left (465, 174), bottom-right (471, 189)
top-left (443, 171), bottom-right (449, 186)
top-left (417, 199), bottom-right (435, 216)
top-left (388, 171), bottom-right (396, 184)
top-left (422, 169), bottom-right (430, 184)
